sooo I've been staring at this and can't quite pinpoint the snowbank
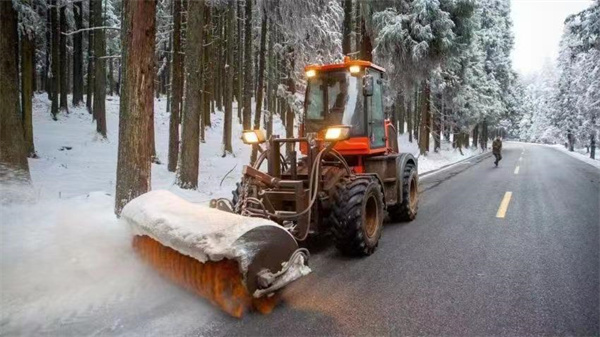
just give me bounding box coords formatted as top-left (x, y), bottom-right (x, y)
top-left (397, 132), bottom-right (485, 174)
top-left (0, 192), bottom-right (218, 335)
top-left (549, 144), bottom-right (600, 169)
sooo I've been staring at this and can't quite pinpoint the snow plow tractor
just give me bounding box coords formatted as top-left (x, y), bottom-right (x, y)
top-left (121, 57), bottom-right (418, 318)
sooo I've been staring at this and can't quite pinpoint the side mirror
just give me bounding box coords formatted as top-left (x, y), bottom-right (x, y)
top-left (363, 75), bottom-right (374, 97)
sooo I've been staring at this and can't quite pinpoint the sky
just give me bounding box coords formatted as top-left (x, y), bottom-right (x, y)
top-left (510, 0), bottom-right (594, 75)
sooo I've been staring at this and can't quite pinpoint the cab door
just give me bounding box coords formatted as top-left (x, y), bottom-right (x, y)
top-left (368, 70), bottom-right (385, 148)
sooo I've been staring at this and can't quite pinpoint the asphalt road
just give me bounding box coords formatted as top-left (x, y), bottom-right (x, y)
top-left (13, 142), bottom-right (599, 336)
top-left (199, 142), bottom-right (599, 336)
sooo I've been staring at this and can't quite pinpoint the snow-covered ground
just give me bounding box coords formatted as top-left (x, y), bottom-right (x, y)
top-left (549, 144), bottom-right (600, 169)
top-left (1, 94), bottom-right (483, 334)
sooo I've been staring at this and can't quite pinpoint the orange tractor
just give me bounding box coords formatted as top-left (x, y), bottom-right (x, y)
top-left (224, 57), bottom-right (419, 255)
top-left (124, 58), bottom-right (419, 317)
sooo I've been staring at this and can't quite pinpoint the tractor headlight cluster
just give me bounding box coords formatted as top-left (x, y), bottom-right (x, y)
top-left (324, 126), bottom-right (351, 141)
top-left (242, 130), bottom-right (266, 144)
top-left (349, 65), bottom-right (361, 74)
top-left (306, 69), bottom-right (317, 78)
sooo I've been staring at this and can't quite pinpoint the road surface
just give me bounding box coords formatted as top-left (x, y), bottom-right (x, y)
top-left (11, 142), bottom-right (600, 336)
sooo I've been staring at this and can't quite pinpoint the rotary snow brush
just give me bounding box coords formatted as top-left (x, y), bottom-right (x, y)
top-left (121, 190), bottom-right (310, 318)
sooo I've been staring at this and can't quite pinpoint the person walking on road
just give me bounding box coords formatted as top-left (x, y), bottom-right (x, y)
top-left (492, 137), bottom-right (502, 167)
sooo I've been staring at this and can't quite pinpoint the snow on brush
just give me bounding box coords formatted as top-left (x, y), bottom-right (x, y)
top-left (122, 190), bottom-right (310, 286)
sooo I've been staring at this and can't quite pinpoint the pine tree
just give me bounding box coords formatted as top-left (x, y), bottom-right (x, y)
top-left (222, 0), bottom-right (235, 157)
top-left (92, 0), bottom-right (106, 136)
top-left (1, 0), bottom-right (31, 182)
top-left (72, 0), bottom-right (84, 106)
top-left (242, 0), bottom-right (253, 131)
top-left (177, 0), bottom-right (205, 189)
top-left (250, 13), bottom-right (267, 164)
top-left (168, 0), bottom-right (184, 172)
top-left (86, 0), bottom-right (94, 114)
top-left (50, 0), bottom-right (59, 120)
top-left (115, 0), bottom-right (157, 215)
top-left (342, 0), bottom-right (352, 55)
top-left (19, 0), bottom-right (38, 157)
top-left (59, 1), bottom-right (69, 113)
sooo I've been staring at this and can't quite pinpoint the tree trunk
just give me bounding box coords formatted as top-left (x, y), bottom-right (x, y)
top-left (285, 53), bottom-right (295, 156)
top-left (359, 3), bottom-right (372, 61)
top-left (397, 93), bottom-right (405, 134)
top-left (59, 3), bottom-right (69, 113)
top-left (472, 123), bottom-right (479, 148)
top-left (214, 9), bottom-right (222, 115)
top-left (86, 0), bottom-right (94, 113)
top-left (590, 132), bottom-right (596, 160)
top-left (406, 97), bottom-right (412, 142)
top-left (250, 15), bottom-right (267, 164)
top-left (242, 0), bottom-right (253, 130)
top-left (168, 0), bottom-right (183, 172)
top-left (44, 8), bottom-right (51, 96)
top-left (265, 19), bottom-right (274, 139)
top-left (481, 118), bottom-right (488, 150)
top-left (1, 0), bottom-right (31, 182)
top-left (177, 0), bottom-right (204, 189)
top-left (567, 130), bottom-right (574, 151)
top-left (433, 94), bottom-right (441, 152)
top-left (21, 31), bottom-right (36, 157)
top-left (222, 1), bottom-right (235, 157)
top-left (342, 0), bottom-right (352, 55)
top-left (418, 82), bottom-right (430, 155)
top-left (236, 0), bottom-right (243, 124)
top-left (72, 0), bottom-right (84, 106)
top-left (413, 87), bottom-right (419, 142)
top-left (115, 0), bottom-right (157, 215)
top-left (92, 0), bottom-right (106, 136)
top-left (50, 0), bottom-right (59, 120)
top-left (108, 46), bottom-right (114, 95)
top-left (354, 0), bottom-right (361, 56)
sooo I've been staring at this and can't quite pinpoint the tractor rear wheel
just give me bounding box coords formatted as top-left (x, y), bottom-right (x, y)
top-left (330, 177), bottom-right (384, 256)
top-left (388, 163), bottom-right (418, 222)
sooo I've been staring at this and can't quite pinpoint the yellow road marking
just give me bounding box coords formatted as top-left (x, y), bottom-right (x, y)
top-left (496, 192), bottom-right (513, 218)
top-left (514, 166), bottom-right (520, 174)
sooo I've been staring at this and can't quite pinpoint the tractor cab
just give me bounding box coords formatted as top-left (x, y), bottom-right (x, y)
top-left (300, 57), bottom-right (396, 157)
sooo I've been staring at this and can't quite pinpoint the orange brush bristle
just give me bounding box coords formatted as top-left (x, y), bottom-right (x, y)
top-left (132, 235), bottom-right (278, 317)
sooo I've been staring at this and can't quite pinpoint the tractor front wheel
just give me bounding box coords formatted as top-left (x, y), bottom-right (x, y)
top-left (330, 177), bottom-right (384, 256)
top-left (388, 163), bottom-right (418, 222)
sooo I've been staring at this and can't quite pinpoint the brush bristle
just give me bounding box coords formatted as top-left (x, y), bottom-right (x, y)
top-left (132, 235), bottom-right (278, 317)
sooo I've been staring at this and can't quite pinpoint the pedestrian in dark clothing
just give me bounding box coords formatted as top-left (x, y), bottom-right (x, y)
top-left (492, 137), bottom-right (502, 167)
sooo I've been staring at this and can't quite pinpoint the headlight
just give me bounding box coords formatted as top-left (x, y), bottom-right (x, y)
top-left (324, 126), bottom-right (351, 141)
top-left (241, 130), bottom-right (266, 144)
top-left (349, 65), bottom-right (361, 74)
top-left (306, 69), bottom-right (317, 78)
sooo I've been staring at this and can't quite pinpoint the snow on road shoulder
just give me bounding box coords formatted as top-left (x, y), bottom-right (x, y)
top-left (0, 192), bottom-right (217, 335)
top-left (548, 144), bottom-right (600, 169)
top-left (397, 133), bottom-right (484, 174)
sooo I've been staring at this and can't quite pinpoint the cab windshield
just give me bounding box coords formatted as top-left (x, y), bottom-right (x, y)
top-left (305, 70), bottom-right (364, 136)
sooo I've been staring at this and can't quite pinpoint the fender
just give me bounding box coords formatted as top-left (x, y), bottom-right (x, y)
top-left (396, 153), bottom-right (417, 203)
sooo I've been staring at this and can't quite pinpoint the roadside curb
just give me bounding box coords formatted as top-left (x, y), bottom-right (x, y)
top-left (419, 150), bottom-right (493, 178)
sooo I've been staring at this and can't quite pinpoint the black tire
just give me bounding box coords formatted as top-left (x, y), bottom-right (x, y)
top-left (330, 177), bottom-right (385, 256)
top-left (388, 163), bottom-right (418, 222)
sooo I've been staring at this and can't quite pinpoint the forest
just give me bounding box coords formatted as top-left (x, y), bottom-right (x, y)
top-left (0, 0), bottom-right (597, 212)
top-left (517, 2), bottom-right (599, 158)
